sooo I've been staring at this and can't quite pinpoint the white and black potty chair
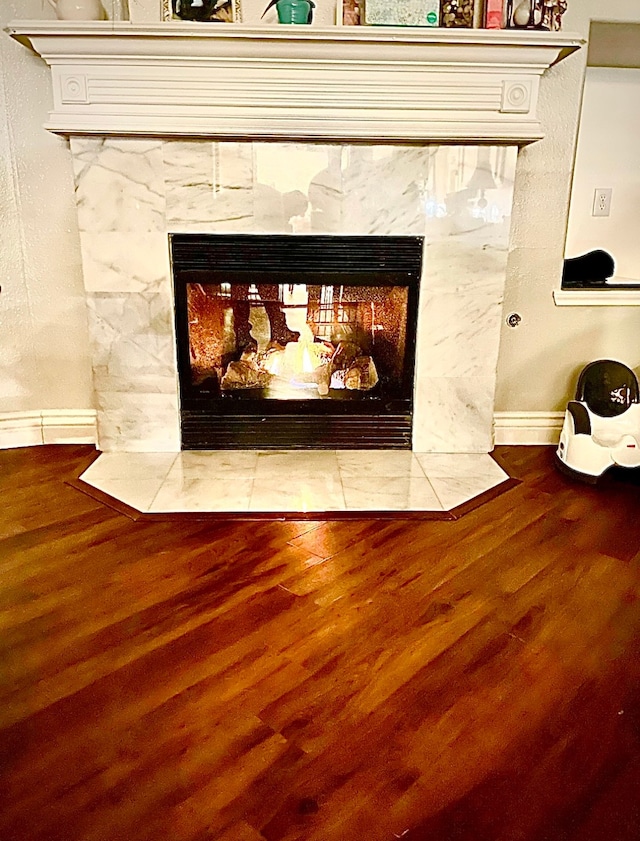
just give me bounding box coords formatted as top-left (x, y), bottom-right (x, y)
top-left (556, 359), bottom-right (640, 483)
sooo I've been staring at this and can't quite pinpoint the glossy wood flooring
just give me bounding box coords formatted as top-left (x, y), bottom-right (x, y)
top-left (0, 445), bottom-right (639, 841)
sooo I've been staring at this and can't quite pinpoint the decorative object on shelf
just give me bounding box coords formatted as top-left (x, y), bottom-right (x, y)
top-left (510, 0), bottom-right (540, 26)
top-left (363, 0), bottom-right (439, 26)
top-left (234, 0), bottom-right (336, 22)
top-left (540, 0), bottom-right (567, 30)
top-left (47, 0), bottom-right (106, 19)
top-left (440, 0), bottom-right (474, 27)
top-left (506, 0), bottom-right (566, 29)
top-left (164, 0), bottom-right (236, 20)
top-left (337, 0), bottom-right (361, 24)
top-left (483, 0), bottom-right (504, 28)
top-left (236, 0), bottom-right (334, 22)
top-left (262, 0), bottom-right (315, 22)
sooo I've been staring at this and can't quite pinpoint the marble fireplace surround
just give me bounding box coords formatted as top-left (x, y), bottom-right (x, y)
top-left (73, 138), bottom-right (516, 455)
top-left (10, 23), bottom-right (581, 461)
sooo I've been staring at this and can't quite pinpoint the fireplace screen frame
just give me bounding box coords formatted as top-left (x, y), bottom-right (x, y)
top-left (171, 234), bottom-right (423, 449)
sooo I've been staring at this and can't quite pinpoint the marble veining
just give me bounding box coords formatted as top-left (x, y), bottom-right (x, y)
top-left (71, 138), bottom-right (166, 233)
top-left (413, 375), bottom-right (495, 453)
top-left (336, 450), bottom-right (426, 479)
top-left (171, 450), bottom-right (259, 477)
top-left (79, 233), bottom-right (171, 294)
top-left (418, 284), bottom-right (505, 379)
top-left (87, 293), bottom-right (176, 388)
top-left (95, 392), bottom-right (180, 452)
top-left (342, 146), bottom-right (434, 235)
top-left (163, 140), bottom-right (216, 228)
top-left (69, 139), bottom-right (518, 454)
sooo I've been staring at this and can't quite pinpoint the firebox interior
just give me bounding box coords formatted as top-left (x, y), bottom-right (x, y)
top-left (171, 234), bottom-right (422, 449)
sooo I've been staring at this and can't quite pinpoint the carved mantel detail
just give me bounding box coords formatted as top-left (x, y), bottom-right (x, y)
top-left (8, 22), bottom-right (581, 143)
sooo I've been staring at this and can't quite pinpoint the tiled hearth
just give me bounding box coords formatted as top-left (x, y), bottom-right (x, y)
top-left (79, 449), bottom-right (509, 516)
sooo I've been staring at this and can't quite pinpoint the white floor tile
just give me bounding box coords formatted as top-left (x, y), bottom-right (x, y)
top-left (342, 476), bottom-right (444, 511)
top-left (80, 452), bottom-right (176, 511)
top-left (254, 450), bottom-right (340, 479)
top-left (81, 452), bottom-right (176, 483)
top-left (78, 450), bottom-right (511, 515)
top-left (249, 474), bottom-right (346, 512)
top-left (414, 453), bottom-right (508, 509)
top-left (89, 477), bottom-right (167, 512)
top-left (149, 475), bottom-right (254, 513)
top-left (172, 450), bottom-right (259, 477)
top-left (337, 450), bottom-right (426, 479)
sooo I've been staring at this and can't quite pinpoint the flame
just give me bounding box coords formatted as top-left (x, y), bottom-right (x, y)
top-left (265, 353), bottom-right (282, 376)
top-left (302, 345), bottom-right (314, 374)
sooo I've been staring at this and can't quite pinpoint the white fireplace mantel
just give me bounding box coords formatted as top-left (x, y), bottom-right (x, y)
top-left (8, 21), bottom-right (581, 143)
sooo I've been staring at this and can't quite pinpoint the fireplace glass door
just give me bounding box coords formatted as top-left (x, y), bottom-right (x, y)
top-left (172, 234), bottom-right (422, 449)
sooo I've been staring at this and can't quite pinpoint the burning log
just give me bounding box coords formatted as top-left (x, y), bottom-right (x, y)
top-left (346, 356), bottom-right (378, 391)
top-left (326, 341), bottom-right (379, 393)
top-left (220, 335), bottom-right (378, 394)
top-left (220, 349), bottom-right (271, 390)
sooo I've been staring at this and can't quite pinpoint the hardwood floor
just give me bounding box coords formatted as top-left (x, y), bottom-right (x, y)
top-left (0, 444), bottom-right (639, 841)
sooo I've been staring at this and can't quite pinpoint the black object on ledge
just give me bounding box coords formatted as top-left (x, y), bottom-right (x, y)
top-left (562, 249), bottom-right (615, 288)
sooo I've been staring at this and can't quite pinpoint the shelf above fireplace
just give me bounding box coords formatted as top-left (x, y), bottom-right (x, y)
top-left (8, 21), bottom-right (582, 143)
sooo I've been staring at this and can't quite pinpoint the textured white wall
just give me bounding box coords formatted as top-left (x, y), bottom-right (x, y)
top-left (565, 66), bottom-right (640, 281)
top-left (495, 0), bottom-right (640, 413)
top-left (0, 0), bottom-right (92, 414)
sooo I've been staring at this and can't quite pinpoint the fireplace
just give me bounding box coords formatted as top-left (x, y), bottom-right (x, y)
top-left (8, 24), bottom-right (580, 456)
top-left (61, 138), bottom-right (519, 454)
top-left (172, 234), bottom-right (421, 448)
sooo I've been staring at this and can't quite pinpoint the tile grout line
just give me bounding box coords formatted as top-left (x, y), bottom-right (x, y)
top-left (145, 453), bottom-right (180, 513)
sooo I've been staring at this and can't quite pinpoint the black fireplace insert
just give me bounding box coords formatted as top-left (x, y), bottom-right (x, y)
top-left (171, 234), bottom-right (422, 449)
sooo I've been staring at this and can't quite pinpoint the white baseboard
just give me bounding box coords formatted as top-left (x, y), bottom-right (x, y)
top-left (0, 410), bottom-right (97, 450)
top-left (0, 409), bottom-right (561, 450)
top-left (493, 412), bottom-right (564, 446)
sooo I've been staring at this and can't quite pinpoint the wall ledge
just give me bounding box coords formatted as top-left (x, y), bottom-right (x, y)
top-left (553, 289), bottom-right (640, 306)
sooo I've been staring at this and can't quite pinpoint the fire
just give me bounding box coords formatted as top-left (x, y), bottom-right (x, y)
top-left (219, 285), bottom-right (378, 395)
top-left (302, 345), bottom-right (314, 374)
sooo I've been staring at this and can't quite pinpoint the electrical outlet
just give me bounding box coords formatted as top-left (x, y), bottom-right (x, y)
top-left (593, 188), bottom-right (612, 217)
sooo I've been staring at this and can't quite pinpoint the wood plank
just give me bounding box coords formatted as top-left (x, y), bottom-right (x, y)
top-left (0, 445), bottom-right (639, 841)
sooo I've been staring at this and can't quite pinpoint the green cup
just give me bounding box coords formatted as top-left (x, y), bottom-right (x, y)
top-left (276, 0), bottom-right (312, 23)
